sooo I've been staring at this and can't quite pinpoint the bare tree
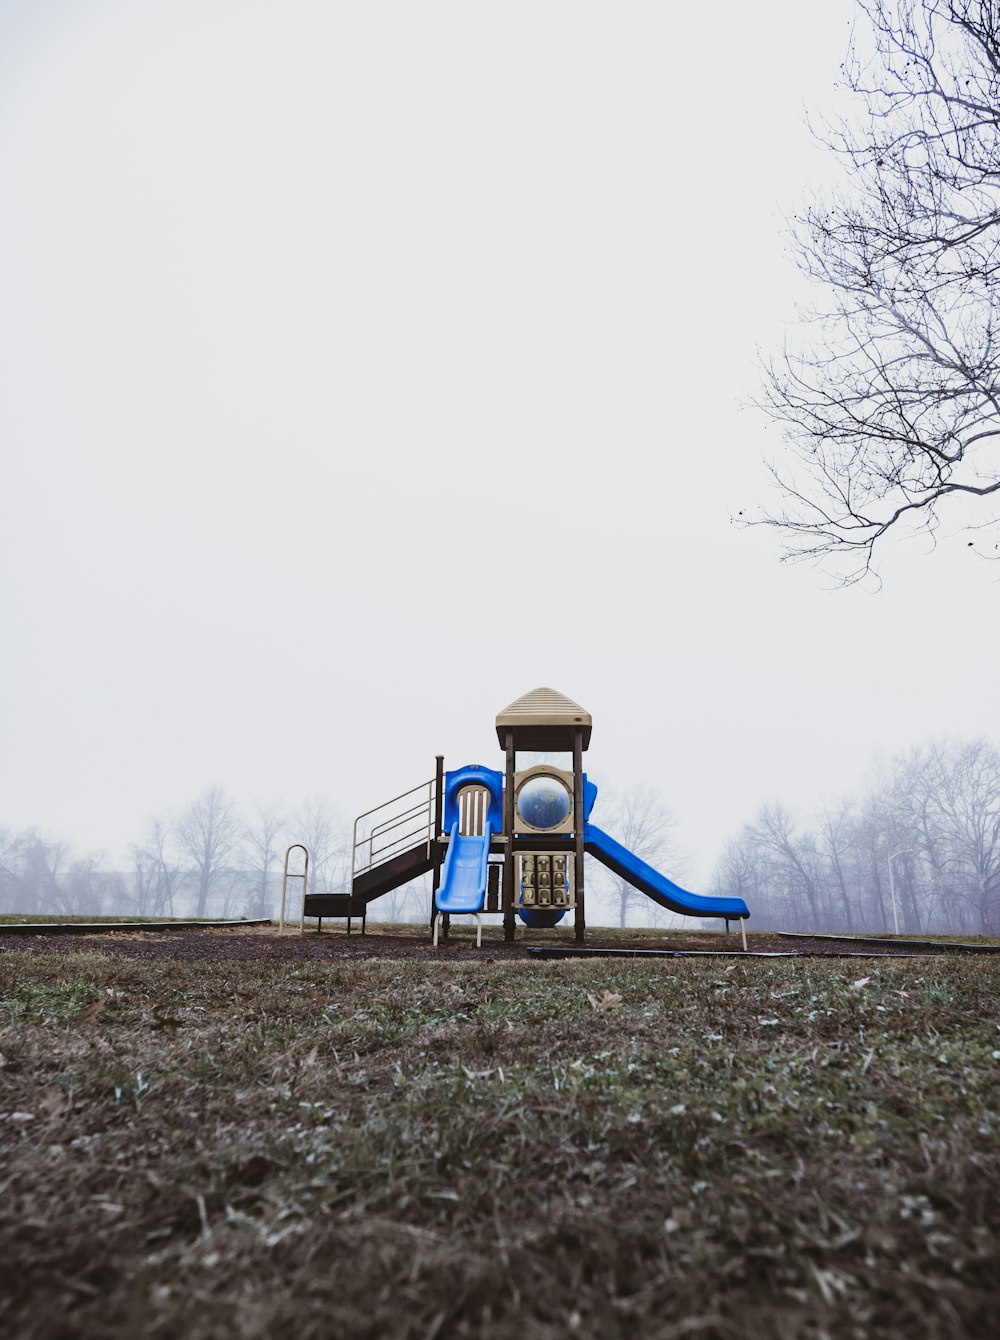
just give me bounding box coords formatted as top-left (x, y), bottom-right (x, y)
top-left (290, 797), bottom-right (349, 894)
top-left (912, 737), bottom-right (1000, 931)
top-left (50, 855), bottom-right (100, 917)
top-left (0, 828), bottom-right (35, 914)
top-left (713, 830), bottom-right (764, 909)
top-left (749, 802), bottom-right (826, 929)
top-left (176, 786), bottom-right (244, 919)
top-left (0, 830), bottom-right (115, 918)
top-left (715, 734), bottom-right (1000, 934)
top-left (244, 802), bottom-right (286, 919)
top-left (590, 785), bottom-right (679, 928)
top-left (382, 872), bottom-right (431, 924)
top-left (852, 779), bottom-right (902, 930)
top-left (130, 816), bottom-right (183, 918)
top-left (817, 802), bottom-right (858, 931)
top-left (757, 1), bottom-right (1000, 579)
top-left (20, 834), bottom-right (72, 916)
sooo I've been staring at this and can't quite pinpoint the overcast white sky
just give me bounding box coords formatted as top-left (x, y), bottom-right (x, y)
top-left (1, 0), bottom-right (996, 884)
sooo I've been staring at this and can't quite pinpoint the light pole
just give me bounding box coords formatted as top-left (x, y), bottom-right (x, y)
top-left (887, 848), bottom-right (915, 936)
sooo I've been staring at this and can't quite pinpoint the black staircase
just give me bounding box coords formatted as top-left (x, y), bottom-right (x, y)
top-left (351, 776), bottom-right (438, 903)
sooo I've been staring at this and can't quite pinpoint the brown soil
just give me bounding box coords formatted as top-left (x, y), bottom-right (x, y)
top-left (0, 922), bottom-right (971, 962)
top-left (4, 925), bottom-right (998, 1338)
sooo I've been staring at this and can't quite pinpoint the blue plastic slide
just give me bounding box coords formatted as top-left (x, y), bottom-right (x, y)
top-left (583, 823), bottom-right (749, 920)
top-left (435, 821), bottom-right (492, 912)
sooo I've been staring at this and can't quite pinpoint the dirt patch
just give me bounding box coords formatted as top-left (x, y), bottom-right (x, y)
top-left (0, 922), bottom-right (967, 964)
top-left (2, 938), bottom-right (998, 1338)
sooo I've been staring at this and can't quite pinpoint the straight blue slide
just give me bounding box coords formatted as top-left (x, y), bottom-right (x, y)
top-left (584, 823), bottom-right (749, 921)
top-left (435, 821), bottom-right (492, 913)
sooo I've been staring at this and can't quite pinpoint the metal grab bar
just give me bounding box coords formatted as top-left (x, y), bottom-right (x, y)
top-left (279, 844), bottom-right (309, 934)
top-left (372, 821), bottom-right (432, 861)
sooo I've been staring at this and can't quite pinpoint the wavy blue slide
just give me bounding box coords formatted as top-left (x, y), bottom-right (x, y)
top-left (584, 823), bottom-right (749, 921)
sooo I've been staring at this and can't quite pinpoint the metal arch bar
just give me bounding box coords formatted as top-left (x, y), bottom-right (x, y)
top-left (280, 844), bottom-right (309, 934)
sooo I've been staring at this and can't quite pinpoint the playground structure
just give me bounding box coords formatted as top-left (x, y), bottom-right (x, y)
top-left (285, 688), bottom-right (751, 945)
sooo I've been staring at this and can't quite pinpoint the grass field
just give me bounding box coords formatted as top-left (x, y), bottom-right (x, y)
top-left (1, 926), bottom-right (998, 1338)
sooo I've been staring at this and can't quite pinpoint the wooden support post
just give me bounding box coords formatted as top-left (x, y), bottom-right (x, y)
top-left (503, 729), bottom-right (516, 942)
top-left (573, 728), bottom-right (586, 943)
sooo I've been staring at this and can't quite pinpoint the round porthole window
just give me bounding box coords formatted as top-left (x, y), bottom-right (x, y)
top-left (516, 776), bottom-right (571, 831)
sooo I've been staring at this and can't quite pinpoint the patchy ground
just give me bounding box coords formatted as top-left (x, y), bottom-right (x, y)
top-left (1, 925), bottom-right (998, 1338)
top-left (1, 921), bottom-right (991, 963)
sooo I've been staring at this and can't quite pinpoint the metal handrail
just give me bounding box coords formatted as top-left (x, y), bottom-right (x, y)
top-left (372, 820), bottom-right (432, 861)
top-left (354, 819), bottom-right (431, 873)
top-left (370, 799), bottom-right (433, 844)
top-left (352, 777), bottom-right (436, 878)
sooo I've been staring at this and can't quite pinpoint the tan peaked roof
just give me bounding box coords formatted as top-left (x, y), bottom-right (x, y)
top-left (496, 687), bottom-right (592, 749)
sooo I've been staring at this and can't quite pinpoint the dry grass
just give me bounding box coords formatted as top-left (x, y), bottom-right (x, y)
top-left (1, 938), bottom-right (998, 1338)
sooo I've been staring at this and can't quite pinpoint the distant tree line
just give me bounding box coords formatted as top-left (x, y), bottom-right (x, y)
top-left (5, 739), bottom-right (997, 934)
top-left (584, 783), bottom-right (685, 930)
top-left (713, 737), bottom-right (1000, 935)
top-left (0, 779), bottom-right (683, 930)
top-left (0, 787), bottom-right (435, 923)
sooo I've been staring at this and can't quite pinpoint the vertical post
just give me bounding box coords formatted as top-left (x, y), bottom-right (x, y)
top-left (888, 849), bottom-right (902, 937)
top-left (503, 730), bottom-right (516, 942)
top-left (573, 728), bottom-right (585, 943)
top-left (281, 844), bottom-right (308, 936)
top-left (430, 755), bottom-right (445, 931)
top-left (433, 755), bottom-right (445, 835)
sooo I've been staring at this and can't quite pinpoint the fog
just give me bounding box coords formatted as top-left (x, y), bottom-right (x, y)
top-left (1, 0), bottom-right (996, 902)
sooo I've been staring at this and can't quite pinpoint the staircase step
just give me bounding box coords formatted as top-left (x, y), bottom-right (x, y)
top-left (353, 842), bottom-right (434, 901)
top-left (303, 894), bottom-right (367, 918)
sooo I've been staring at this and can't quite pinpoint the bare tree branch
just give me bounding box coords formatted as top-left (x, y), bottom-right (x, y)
top-left (752, 1), bottom-right (1000, 580)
